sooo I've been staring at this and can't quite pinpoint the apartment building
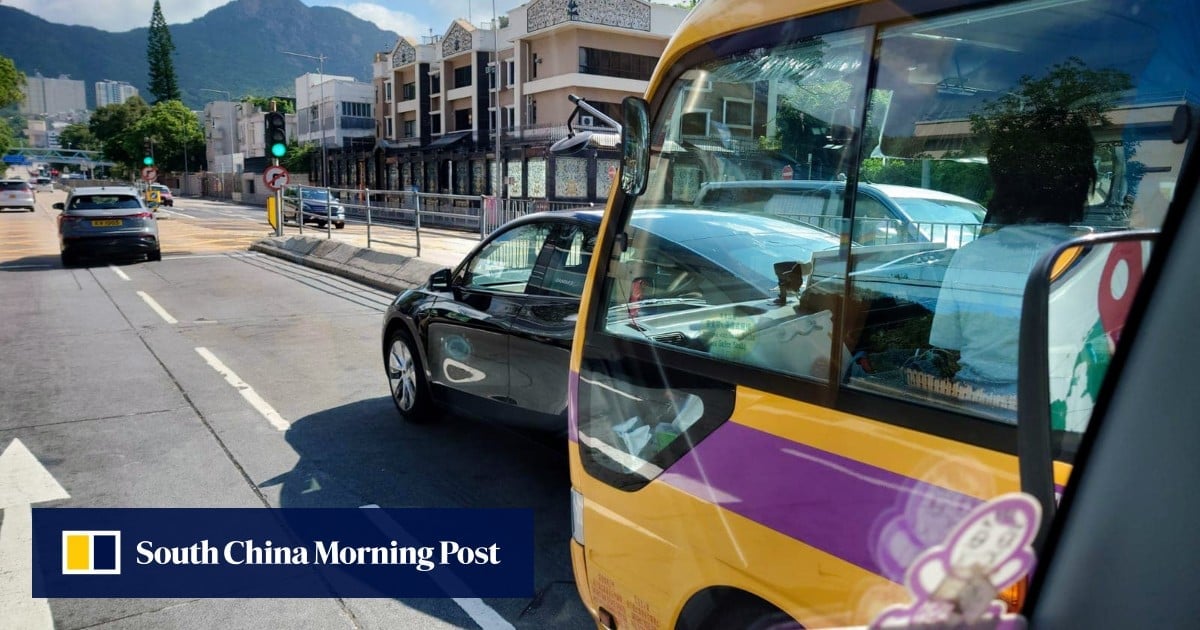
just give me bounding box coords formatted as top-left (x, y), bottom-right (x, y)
top-left (95, 80), bottom-right (139, 108)
top-left (350, 0), bottom-right (688, 202)
top-left (21, 73), bottom-right (87, 116)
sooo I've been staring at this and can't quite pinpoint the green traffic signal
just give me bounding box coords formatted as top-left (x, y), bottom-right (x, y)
top-left (143, 156), bottom-right (154, 166)
top-left (264, 112), bottom-right (287, 158)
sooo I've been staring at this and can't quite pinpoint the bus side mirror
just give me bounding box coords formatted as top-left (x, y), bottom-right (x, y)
top-left (620, 96), bottom-right (650, 197)
top-left (1017, 230), bottom-right (1155, 550)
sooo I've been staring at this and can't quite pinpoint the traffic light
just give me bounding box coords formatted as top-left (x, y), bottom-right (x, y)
top-left (265, 112), bottom-right (287, 158)
top-left (142, 138), bottom-right (154, 166)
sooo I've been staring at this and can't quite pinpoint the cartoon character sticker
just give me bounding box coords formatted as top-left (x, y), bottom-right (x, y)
top-left (870, 493), bottom-right (1041, 629)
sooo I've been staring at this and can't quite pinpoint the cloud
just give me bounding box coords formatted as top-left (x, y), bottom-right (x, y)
top-left (318, 2), bottom-right (431, 38)
top-left (5, 0), bottom-right (229, 32)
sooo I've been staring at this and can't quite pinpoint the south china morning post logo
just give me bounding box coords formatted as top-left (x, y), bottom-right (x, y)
top-left (33, 507), bottom-right (533, 598)
top-left (61, 530), bottom-right (122, 575)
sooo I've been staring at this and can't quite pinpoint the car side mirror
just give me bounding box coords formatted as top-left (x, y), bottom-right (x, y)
top-left (1017, 230), bottom-right (1156, 550)
top-left (53, 202), bottom-right (64, 210)
top-left (428, 268), bottom-right (452, 291)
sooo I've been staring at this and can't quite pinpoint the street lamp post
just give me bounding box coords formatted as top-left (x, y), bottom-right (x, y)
top-left (283, 51), bottom-right (328, 187)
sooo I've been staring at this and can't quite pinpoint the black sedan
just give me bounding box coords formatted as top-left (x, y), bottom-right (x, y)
top-left (381, 209), bottom-right (841, 431)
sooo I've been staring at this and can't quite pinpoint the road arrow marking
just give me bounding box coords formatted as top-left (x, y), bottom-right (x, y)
top-left (0, 439), bottom-right (70, 630)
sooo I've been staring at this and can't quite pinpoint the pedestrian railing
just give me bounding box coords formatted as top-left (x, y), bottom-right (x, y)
top-left (276, 185), bottom-right (600, 257)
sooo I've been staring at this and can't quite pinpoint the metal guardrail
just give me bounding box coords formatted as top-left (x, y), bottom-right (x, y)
top-left (279, 185), bottom-right (595, 256)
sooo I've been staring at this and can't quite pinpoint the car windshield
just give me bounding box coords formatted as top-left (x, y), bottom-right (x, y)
top-left (300, 189), bottom-right (333, 201)
top-left (69, 194), bottom-right (141, 210)
top-left (891, 197), bottom-right (986, 225)
top-left (2, 181), bottom-right (31, 191)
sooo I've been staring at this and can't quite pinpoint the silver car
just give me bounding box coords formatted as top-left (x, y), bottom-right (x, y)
top-left (0, 179), bottom-right (36, 211)
top-left (55, 186), bottom-right (161, 266)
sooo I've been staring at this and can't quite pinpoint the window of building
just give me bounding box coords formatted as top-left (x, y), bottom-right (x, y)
top-left (488, 62), bottom-right (497, 90)
top-left (531, 53), bottom-right (539, 79)
top-left (578, 47), bottom-right (657, 81)
top-left (454, 66), bottom-right (473, 89)
top-left (431, 113), bottom-right (441, 134)
top-left (504, 106), bottom-right (515, 130)
top-left (528, 98), bottom-right (537, 125)
top-left (506, 60), bottom-right (515, 86)
top-left (722, 97), bottom-right (754, 137)
top-left (385, 117), bottom-right (393, 138)
top-left (402, 82), bottom-right (415, 100)
top-left (403, 119), bottom-right (415, 138)
top-left (430, 74), bottom-right (441, 93)
top-left (341, 102), bottom-right (372, 118)
top-left (385, 81), bottom-right (392, 101)
top-left (455, 108), bottom-right (472, 131)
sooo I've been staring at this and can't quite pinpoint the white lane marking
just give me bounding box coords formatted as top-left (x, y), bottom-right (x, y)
top-left (158, 209), bottom-right (196, 219)
top-left (358, 505), bottom-right (515, 630)
top-left (109, 265), bottom-right (130, 281)
top-left (137, 291), bottom-right (178, 324)
top-left (195, 347), bottom-right (290, 431)
top-left (0, 439), bottom-right (70, 630)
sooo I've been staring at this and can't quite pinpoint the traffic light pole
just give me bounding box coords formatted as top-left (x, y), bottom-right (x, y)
top-left (272, 103), bottom-right (283, 237)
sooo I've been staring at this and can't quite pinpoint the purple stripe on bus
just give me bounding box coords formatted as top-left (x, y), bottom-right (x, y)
top-left (660, 421), bottom-right (983, 581)
top-left (568, 371), bottom-right (579, 443)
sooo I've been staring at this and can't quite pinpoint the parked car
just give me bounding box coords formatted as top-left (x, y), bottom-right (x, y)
top-left (282, 186), bottom-right (345, 229)
top-left (694, 180), bottom-right (987, 249)
top-left (55, 186), bottom-right (160, 266)
top-left (381, 208), bottom-right (841, 431)
top-left (0, 179), bottom-right (36, 211)
top-left (149, 183), bottom-right (174, 207)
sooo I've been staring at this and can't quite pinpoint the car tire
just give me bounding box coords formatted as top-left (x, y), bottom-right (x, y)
top-left (334, 221), bottom-right (345, 229)
top-left (61, 252), bottom-right (78, 268)
top-left (148, 249), bottom-right (162, 262)
top-left (386, 328), bottom-right (434, 423)
top-left (316, 220), bottom-right (327, 228)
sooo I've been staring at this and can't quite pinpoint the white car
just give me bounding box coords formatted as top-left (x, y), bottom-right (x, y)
top-left (0, 179), bottom-right (36, 211)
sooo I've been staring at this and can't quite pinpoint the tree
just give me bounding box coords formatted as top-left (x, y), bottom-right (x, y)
top-left (244, 96), bottom-right (295, 114)
top-left (89, 96), bottom-right (151, 175)
top-left (59, 123), bottom-right (99, 152)
top-left (0, 55), bottom-right (25, 109)
top-left (0, 55), bottom-right (25, 176)
top-left (130, 100), bottom-right (204, 172)
top-left (281, 140), bottom-right (315, 173)
top-left (147, 0), bottom-right (180, 103)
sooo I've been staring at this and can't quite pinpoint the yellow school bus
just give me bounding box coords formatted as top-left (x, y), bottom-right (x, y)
top-left (566, 0), bottom-right (1198, 627)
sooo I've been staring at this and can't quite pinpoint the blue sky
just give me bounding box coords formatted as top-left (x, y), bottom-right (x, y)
top-left (5, 0), bottom-right (527, 39)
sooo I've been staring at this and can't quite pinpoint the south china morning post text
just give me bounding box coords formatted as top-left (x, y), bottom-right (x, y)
top-left (133, 538), bottom-right (501, 572)
top-left (32, 508), bottom-right (534, 598)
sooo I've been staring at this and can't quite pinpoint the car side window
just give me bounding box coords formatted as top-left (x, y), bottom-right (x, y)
top-left (458, 222), bottom-right (553, 294)
top-left (532, 223), bottom-right (598, 298)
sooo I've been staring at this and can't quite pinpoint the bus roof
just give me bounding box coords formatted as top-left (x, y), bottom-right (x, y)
top-left (654, 0), bottom-right (862, 96)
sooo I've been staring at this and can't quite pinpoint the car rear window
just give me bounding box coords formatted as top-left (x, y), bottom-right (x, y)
top-left (69, 195), bottom-right (142, 210)
top-left (2, 181), bottom-right (32, 191)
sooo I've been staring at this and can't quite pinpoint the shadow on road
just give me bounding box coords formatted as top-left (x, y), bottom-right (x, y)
top-left (260, 396), bottom-right (586, 628)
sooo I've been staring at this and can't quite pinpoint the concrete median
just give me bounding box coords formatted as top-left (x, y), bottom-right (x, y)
top-left (251, 235), bottom-right (447, 294)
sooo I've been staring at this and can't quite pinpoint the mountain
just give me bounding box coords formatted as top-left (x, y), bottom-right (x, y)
top-left (0, 0), bottom-right (398, 110)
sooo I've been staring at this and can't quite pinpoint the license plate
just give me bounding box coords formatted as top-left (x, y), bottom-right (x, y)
top-left (91, 219), bottom-right (122, 227)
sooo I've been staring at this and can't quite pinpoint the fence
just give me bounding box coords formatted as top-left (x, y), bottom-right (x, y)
top-left (277, 185), bottom-right (595, 257)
